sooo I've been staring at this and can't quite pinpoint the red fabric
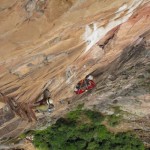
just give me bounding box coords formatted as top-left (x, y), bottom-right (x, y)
top-left (75, 89), bottom-right (85, 94)
top-left (74, 80), bottom-right (96, 94)
top-left (86, 80), bottom-right (96, 90)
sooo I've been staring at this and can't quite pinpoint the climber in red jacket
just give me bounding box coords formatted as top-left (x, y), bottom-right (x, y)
top-left (74, 75), bottom-right (96, 94)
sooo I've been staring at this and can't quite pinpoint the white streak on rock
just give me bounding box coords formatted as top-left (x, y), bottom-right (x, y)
top-left (116, 4), bottom-right (128, 13)
top-left (127, 0), bottom-right (143, 14)
top-left (83, 0), bottom-right (144, 53)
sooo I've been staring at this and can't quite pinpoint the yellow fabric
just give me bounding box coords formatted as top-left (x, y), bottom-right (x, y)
top-left (36, 105), bottom-right (49, 112)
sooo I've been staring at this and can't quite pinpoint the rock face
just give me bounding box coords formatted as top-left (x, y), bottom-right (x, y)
top-left (0, 0), bottom-right (150, 148)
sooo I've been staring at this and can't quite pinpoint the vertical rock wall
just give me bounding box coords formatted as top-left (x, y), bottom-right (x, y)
top-left (0, 0), bottom-right (150, 146)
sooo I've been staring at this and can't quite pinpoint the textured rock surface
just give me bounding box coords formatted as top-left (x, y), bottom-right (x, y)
top-left (0, 0), bottom-right (150, 149)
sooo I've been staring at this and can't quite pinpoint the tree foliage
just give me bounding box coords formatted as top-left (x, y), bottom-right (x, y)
top-left (33, 108), bottom-right (145, 150)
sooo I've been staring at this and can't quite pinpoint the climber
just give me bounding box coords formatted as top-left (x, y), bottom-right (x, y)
top-left (33, 89), bottom-right (55, 113)
top-left (74, 80), bottom-right (86, 94)
top-left (85, 75), bottom-right (96, 90)
top-left (74, 75), bottom-right (96, 94)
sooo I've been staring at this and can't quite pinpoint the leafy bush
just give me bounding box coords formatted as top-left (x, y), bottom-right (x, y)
top-left (107, 106), bottom-right (123, 126)
top-left (107, 114), bottom-right (122, 126)
top-left (33, 109), bottom-right (145, 150)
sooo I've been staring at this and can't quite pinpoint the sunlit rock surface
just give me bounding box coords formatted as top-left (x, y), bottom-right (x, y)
top-left (0, 0), bottom-right (150, 149)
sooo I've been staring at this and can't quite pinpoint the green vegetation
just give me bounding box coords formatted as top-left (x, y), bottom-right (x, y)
top-left (19, 130), bottom-right (35, 140)
top-left (107, 114), bottom-right (122, 126)
top-left (106, 106), bottom-right (123, 126)
top-left (33, 107), bottom-right (145, 150)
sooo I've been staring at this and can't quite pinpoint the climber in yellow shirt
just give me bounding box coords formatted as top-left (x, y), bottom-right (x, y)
top-left (33, 89), bottom-right (54, 113)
